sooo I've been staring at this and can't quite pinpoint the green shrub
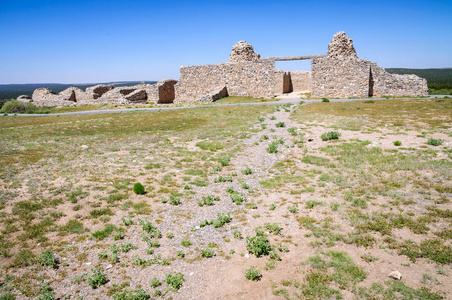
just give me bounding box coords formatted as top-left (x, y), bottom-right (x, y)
top-left (138, 219), bottom-right (161, 238)
top-left (0, 293), bottom-right (16, 300)
top-left (266, 141), bottom-right (278, 153)
top-left (241, 167), bottom-right (253, 175)
top-left (200, 249), bottom-right (215, 258)
top-left (169, 194), bottom-right (181, 205)
top-left (245, 266), bottom-right (262, 281)
top-left (427, 138), bottom-right (443, 146)
top-left (0, 99), bottom-right (36, 113)
top-left (92, 224), bottom-right (118, 240)
top-left (265, 223), bottom-right (282, 235)
top-left (195, 141), bottom-right (223, 151)
top-left (113, 289), bottom-right (150, 300)
top-left (213, 213), bottom-right (231, 228)
top-left (246, 235), bottom-right (272, 257)
top-left (36, 283), bottom-right (55, 300)
top-left (287, 127), bottom-right (297, 136)
top-left (197, 195), bottom-right (220, 206)
top-left (181, 239), bottom-right (192, 247)
top-left (321, 131), bottom-right (340, 141)
top-left (165, 272), bottom-right (185, 290)
top-left (38, 249), bottom-right (58, 269)
top-left (133, 183), bottom-right (145, 195)
top-left (218, 156), bottom-right (230, 166)
top-left (215, 176), bottom-right (233, 183)
top-left (393, 141), bottom-right (402, 146)
top-left (231, 194), bottom-right (247, 205)
top-left (150, 277), bottom-right (162, 288)
top-left (87, 268), bottom-right (107, 288)
top-left (322, 98), bottom-right (330, 102)
top-left (275, 122), bottom-right (286, 127)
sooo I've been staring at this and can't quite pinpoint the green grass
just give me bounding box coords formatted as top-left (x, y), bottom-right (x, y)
top-left (291, 98), bottom-right (452, 129)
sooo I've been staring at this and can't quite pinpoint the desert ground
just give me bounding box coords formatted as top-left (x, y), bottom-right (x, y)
top-left (0, 96), bottom-right (451, 299)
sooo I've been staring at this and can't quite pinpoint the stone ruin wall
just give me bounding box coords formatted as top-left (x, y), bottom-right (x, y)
top-left (311, 57), bottom-right (427, 98)
top-left (311, 31), bottom-right (427, 98)
top-left (291, 71), bottom-right (311, 92)
top-left (23, 32), bottom-right (428, 107)
top-left (274, 70), bottom-right (288, 94)
top-left (175, 60), bottom-right (276, 103)
top-left (370, 65), bottom-right (428, 97)
top-left (28, 79), bottom-right (178, 107)
top-left (311, 57), bottom-right (371, 98)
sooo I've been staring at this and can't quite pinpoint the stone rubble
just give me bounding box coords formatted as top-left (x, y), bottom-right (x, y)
top-left (327, 31), bottom-right (359, 59)
top-left (227, 41), bottom-right (261, 63)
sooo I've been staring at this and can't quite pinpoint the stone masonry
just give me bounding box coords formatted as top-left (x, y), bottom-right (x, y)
top-left (23, 32), bottom-right (427, 107)
top-left (175, 60), bottom-right (275, 102)
top-left (311, 31), bottom-right (427, 98)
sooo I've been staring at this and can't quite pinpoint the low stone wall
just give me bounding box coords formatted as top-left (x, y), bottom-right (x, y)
top-left (28, 80), bottom-right (178, 107)
top-left (291, 71), bottom-right (311, 92)
top-left (371, 65), bottom-right (427, 97)
top-left (175, 60), bottom-right (276, 102)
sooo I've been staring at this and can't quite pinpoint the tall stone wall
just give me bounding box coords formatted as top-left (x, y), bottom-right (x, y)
top-left (291, 71), bottom-right (311, 92)
top-left (311, 31), bottom-right (427, 98)
top-left (274, 70), bottom-right (286, 94)
top-left (311, 57), bottom-right (371, 98)
top-left (175, 60), bottom-right (276, 102)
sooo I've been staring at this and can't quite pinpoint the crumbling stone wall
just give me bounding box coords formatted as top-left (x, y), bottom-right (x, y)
top-left (228, 41), bottom-right (261, 63)
top-left (28, 80), bottom-right (178, 107)
top-left (175, 60), bottom-right (276, 102)
top-left (370, 65), bottom-right (427, 97)
top-left (25, 32), bottom-right (427, 107)
top-left (157, 79), bottom-right (177, 103)
top-left (312, 32), bottom-right (427, 98)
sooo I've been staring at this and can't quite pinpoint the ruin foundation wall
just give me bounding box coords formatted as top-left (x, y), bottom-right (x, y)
top-left (175, 60), bottom-right (276, 102)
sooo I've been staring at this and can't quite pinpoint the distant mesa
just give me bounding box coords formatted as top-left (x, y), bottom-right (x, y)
top-left (19, 31), bottom-right (427, 107)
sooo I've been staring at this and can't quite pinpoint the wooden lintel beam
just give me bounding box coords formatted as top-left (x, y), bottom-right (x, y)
top-left (260, 55), bottom-right (326, 61)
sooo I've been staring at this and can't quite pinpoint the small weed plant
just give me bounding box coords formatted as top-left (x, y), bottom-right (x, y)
top-left (245, 266), bottom-right (262, 281)
top-left (165, 272), bottom-right (185, 290)
top-left (267, 141), bottom-right (278, 153)
top-left (246, 234), bottom-right (272, 257)
top-left (87, 268), bottom-right (107, 289)
top-left (242, 167), bottom-right (253, 175)
top-left (427, 138), bottom-right (443, 146)
top-left (321, 131), bottom-right (340, 141)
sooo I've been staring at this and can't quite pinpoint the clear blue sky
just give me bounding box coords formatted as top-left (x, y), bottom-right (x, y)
top-left (0, 0), bottom-right (451, 84)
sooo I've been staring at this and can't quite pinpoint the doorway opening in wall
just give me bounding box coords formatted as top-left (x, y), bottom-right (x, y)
top-left (368, 68), bottom-right (374, 97)
top-left (275, 60), bottom-right (312, 95)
